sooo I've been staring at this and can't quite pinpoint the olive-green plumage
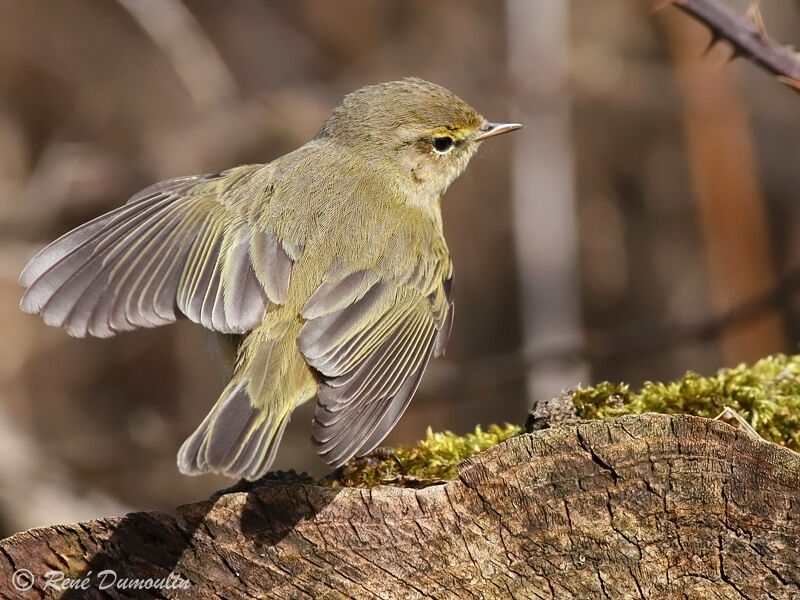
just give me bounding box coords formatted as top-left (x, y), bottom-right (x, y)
top-left (18, 78), bottom-right (520, 480)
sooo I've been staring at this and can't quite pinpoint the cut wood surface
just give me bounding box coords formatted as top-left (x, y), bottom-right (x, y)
top-left (1, 413), bottom-right (799, 599)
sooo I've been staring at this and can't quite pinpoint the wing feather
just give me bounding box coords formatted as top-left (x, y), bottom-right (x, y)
top-left (20, 169), bottom-right (294, 337)
top-left (297, 282), bottom-right (393, 360)
top-left (433, 273), bottom-right (454, 357)
top-left (299, 267), bottom-right (450, 467)
top-left (350, 350), bottom-right (432, 455)
top-left (250, 230), bottom-right (292, 304)
top-left (19, 190), bottom-right (171, 288)
top-left (301, 270), bottom-right (380, 320)
top-left (21, 193), bottom-right (175, 319)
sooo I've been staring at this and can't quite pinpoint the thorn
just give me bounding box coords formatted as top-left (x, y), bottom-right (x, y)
top-left (652, 0), bottom-right (677, 12)
top-left (700, 28), bottom-right (740, 68)
top-left (776, 75), bottom-right (800, 92)
top-left (744, 3), bottom-right (767, 37)
top-left (702, 31), bottom-right (725, 57)
top-left (729, 47), bottom-right (747, 63)
top-left (709, 50), bottom-right (737, 72)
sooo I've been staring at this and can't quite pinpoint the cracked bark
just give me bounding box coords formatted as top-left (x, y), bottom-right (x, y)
top-left (1, 414), bottom-right (799, 599)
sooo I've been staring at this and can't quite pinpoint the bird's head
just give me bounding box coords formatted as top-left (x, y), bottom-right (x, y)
top-left (316, 78), bottom-right (521, 196)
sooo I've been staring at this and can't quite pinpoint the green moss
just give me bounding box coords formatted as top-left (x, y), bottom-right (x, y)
top-left (573, 353), bottom-right (800, 451)
top-left (320, 354), bottom-right (800, 488)
top-left (322, 423), bottom-right (522, 488)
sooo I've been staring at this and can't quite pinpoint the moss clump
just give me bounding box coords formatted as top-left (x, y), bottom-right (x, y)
top-left (323, 423), bottom-right (522, 488)
top-left (573, 353), bottom-right (800, 451)
top-left (321, 354), bottom-right (800, 488)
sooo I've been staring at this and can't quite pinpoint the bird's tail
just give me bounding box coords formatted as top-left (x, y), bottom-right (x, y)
top-left (177, 320), bottom-right (316, 480)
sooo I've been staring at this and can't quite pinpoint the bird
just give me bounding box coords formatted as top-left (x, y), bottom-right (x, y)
top-left (18, 78), bottom-right (521, 480)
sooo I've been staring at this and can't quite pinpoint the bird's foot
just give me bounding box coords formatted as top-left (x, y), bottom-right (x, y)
top-left (359, 447), bottom-right (406, 474)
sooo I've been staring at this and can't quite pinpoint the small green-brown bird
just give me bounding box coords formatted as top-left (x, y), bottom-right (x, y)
top-left (19, 78), bottom-right (520, 480)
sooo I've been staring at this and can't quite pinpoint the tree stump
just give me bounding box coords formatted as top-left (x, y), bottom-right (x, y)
top-left (1, 413), bottom-right (798, 599)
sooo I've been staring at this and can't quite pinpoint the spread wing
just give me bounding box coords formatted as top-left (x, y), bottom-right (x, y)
top-left (297, 265), bottom-right (454, 467)
top-left (20, 167), bottom-right (300, 338)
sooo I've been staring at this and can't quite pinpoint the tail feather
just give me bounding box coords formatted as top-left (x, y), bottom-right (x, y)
top-left (230, 415), bottom-right (290, 477)
top-left (178, 321), bottom-right (316, 481)
top-left (177, 380), bottom-right (289, 480)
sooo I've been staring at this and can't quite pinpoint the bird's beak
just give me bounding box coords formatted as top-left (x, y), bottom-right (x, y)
top-left (474, 122), bottom-right (523, 141)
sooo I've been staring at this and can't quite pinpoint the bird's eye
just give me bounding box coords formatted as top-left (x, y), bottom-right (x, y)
top-left (432, 136), bottom-right (454, 154)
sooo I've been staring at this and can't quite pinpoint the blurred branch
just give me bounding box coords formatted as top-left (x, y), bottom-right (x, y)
top-left (433, 265), bottom-right (800, 395)
top-left (661, 2), bottom-right (786, 364)
top-left (117, 0), bottom-right (239, 110)
top-left (663, 0), bottom-right (800, 91)
top-left (585, 265), bottom-right (799, 363)
top-left (0, 401), bottom-right (130, 533)
top-left (507, 0), bottom-right (587, 401)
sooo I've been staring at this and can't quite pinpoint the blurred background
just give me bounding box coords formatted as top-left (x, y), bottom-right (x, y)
top-left (0, 0), bottom-right (798, 534)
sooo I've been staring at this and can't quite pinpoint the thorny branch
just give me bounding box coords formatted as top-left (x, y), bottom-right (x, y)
top-left (662, 0), bottom-right (800, 91)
